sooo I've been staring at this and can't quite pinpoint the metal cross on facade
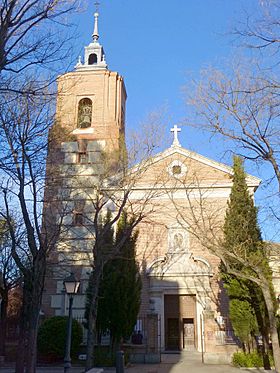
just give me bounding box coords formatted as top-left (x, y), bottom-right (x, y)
top-left (171, 124), bottom-right (181, 147)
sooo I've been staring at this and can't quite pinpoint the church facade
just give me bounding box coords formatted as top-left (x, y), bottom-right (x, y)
top-left (42, 11), bottom-right (261, 363)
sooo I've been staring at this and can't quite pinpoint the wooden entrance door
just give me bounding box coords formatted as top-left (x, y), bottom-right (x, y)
top-left (166, 318), bottom-right (180, 350)
top-left (183, 318), bottom-right (195, 350)
top-left (164, 294), bottom-right (196, 351)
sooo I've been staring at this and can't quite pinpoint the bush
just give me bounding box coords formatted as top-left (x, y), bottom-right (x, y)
top-left (232, 351), bottom-right (273, 368)
top-left (94, 346), bottom-right (115, 367)
top-left (38, 316), bottom-right (83, 360)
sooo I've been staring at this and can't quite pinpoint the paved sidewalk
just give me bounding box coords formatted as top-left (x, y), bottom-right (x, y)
top-left (0, 353), bottom-right (277, 373)
top-left (0, 366), bottom-right (113, 373)
top-left (125, 352), bottom-right (276, 373)
top-left (0, 366), bottom-right (107, 373)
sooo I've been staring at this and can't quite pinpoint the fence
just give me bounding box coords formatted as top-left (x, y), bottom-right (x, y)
top-left (73, 314), bottom-right (162, 363)
top-left (215, 329), bottom-right (236, 345)
top-left (126, 314), bottom-right (161, 363)
top-left (214, 316), bottom-right (236, 345)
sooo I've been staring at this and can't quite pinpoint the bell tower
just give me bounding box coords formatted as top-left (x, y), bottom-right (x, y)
top-left (42, 8), bottom-right (127, 317)
top-left (54, 9), bottom-right (126, 151)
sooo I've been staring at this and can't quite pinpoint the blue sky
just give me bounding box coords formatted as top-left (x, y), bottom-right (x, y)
top-left (73, 0), bottom-right (256, 151)
top-left (70, 0), bottom-right (277, 240)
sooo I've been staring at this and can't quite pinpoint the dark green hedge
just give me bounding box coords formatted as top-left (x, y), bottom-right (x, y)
top-left (38, 316), bottom-right (83, 359)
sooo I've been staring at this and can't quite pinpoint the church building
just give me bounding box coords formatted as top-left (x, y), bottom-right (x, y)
top-left (42, 11), bottom-right (261, 364)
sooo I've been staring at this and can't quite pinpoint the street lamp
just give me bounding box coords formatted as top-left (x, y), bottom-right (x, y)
top-left (63, 273), bottom-right (80, 373)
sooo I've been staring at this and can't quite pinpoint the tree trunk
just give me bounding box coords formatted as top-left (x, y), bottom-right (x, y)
top-left (85, 308), bottom-right (96, 371)
top-left (0, 290), bottom-right (8, 356)
top-left (262, 336), bottom-right (271, 371)
top-left (253, 295), bottom-right (271, 370)
top-left (25, 310), bottom-right (40, 373)
top-left (110, 335), bottom-right (116, 362)
top-left (26, 265), bottom-right (45, 373)
top-left (262, 282), bottom-right (280, 373)
top-left (15, 264), bottom-right (45, 373)
top-left (15, 307), bottom-right (27, 373)
top-left (85, 267), bottom-right (102, 371)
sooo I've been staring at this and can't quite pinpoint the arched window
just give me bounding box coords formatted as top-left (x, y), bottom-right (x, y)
top-left (77, 98), bottom-right (92, 128)
top-left (88, 53), bottom-right (97, 65)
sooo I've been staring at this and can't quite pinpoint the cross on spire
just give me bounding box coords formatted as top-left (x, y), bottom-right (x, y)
top-left (170, 124), bottom-right (181, 147)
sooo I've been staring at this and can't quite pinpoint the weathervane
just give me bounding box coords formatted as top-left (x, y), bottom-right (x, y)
top-left (94, 1), bottom-right (100, 12)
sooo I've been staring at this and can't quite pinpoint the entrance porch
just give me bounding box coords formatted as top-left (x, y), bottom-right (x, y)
top-left (164, 294), bottom-right (197, 351)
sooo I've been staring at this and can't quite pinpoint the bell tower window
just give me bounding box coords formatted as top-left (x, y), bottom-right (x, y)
top-left (74, 10), bottom-right (108, 70)
top-left (77, 151), bottom-right (88, 164)
top-left (88, 53), bottom-right (97, 65)
top-left (77, 98), bottom-right (92, 128)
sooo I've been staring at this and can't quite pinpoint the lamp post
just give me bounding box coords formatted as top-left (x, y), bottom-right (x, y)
top-left (63, 273), bottom-right (80, 373)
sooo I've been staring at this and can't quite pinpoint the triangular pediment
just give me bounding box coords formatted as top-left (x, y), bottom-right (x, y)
top-left (128, 145), bottom-right (261, 190)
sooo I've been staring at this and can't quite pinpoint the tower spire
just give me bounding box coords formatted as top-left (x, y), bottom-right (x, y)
top-left (75, 1), bottom-right (107, 71)
top-left (92, 2), bottom-right (100, 42)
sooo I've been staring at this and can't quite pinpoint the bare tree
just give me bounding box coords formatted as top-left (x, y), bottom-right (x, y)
top-left (84, 176), bottom-right (164, 368)
top-left (186, 1), bottom-right (280, 233)
top-left (0, 0), bottom-right (79, 92)
top-left (48, 118), bottom-right (168, 369)
top-left (0, 218), bottom-right (21, 356)
top-left (234, 1), bottom-right (280, 58)
top-left (0, 2), bottom-right (87, 371)
top-left (0, 90), bottom-right (69, 372)
top-left (183, 2), bottom-right (280, 360)
top-left (167, 166), bottom-right (280, 371)
top-left (188, 65), bottom-right (280, 189)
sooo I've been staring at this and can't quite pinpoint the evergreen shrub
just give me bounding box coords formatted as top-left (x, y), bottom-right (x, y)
top-left (94, 346), bottom-right (115, 367)
top-left (232, 351), bottom-right (274, 368)
top-left (37, 316), bottom-right (83, 360)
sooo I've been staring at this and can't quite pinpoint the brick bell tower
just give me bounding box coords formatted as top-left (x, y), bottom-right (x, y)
top-left (56, 10), bottom-right (126, 151)
top-left (42, 9), bottom-right (127, 317)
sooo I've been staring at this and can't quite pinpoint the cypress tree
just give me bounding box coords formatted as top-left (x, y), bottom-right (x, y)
top-left (224, 156), bottom-right (262, 255)
top-left (222, 275), bottom-right (258, 351)
top-left (84, 211), bottom-right (114, 329)
top-left (96, 212), bottom-right (141, 351)
top-left (222, 156), bottom-right (270, 366)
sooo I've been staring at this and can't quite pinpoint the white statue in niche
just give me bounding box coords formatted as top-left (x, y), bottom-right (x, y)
top-left (168, 228), bottom-right (187, 253)
top-left (78, 98), bottom-right (92, 128)
top-left (173, 233), bottom-right (184, 250)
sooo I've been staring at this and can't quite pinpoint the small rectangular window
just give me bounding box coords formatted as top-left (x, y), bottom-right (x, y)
top-left (73, 212), bottom-right (83, 226)
top-left (77, 152), bottom-right (88, 164)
